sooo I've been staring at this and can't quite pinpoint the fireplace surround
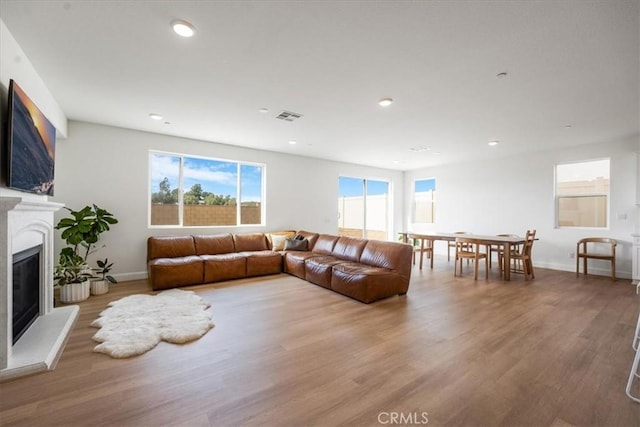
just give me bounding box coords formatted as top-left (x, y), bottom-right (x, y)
top-left (0, 196), bottom-right (78, 381)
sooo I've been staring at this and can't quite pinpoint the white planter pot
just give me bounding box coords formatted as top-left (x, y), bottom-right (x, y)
top-left (59, 280), bottom-right (90, 303)
top-left (90, 279), bottom-right (109, 295)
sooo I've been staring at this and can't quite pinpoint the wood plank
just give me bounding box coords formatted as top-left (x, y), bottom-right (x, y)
top-left (0, 261), bottom-right (638, 426)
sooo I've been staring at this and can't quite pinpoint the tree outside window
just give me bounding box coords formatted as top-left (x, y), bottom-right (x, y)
top-left (149, 152), bottom-right (264, 227)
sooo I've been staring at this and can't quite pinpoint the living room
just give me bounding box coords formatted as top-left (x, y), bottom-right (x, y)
top-left (0, 1), bottom-right (639, 426)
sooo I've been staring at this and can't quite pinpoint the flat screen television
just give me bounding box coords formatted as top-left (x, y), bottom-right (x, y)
top-left (5, 79), bottom-right (56, 195)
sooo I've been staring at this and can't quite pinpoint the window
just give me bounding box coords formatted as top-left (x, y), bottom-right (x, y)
top-left (413, 178), bottom-right (436, 223)
top-left (149, 152), bottom-right (264, 227)
top-left (555, 159), bottom-right (609, 228)
top-left (337, 177), bottom-right (389, 240)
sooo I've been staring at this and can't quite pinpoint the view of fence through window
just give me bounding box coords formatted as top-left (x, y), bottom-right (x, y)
top-left (149, 152), bottom-right (264, 227)
top-left (413, 178), bottom-right (436, 223)
top-left (555, 159), bottom-right (609, 228)
top-left (338, 177), bottom-right (389, 240)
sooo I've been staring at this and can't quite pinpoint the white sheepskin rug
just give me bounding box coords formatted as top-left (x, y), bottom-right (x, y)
top-left (90, 289), bottom-right (214, 358)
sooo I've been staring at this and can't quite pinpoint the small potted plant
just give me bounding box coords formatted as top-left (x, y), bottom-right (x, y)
top-left (54, 248), bottom-right (94, 303)
top-left (90, 258), bottom-right (117, 295)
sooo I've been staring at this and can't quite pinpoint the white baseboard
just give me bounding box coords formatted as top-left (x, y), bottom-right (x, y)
top-left (533, 261), bottom-right (632, 281)
top-left (112, 271), bottom-right (147, 282)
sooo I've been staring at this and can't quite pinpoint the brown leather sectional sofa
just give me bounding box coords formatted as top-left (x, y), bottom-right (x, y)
top-left (147, 231), bottom-right (412, 303)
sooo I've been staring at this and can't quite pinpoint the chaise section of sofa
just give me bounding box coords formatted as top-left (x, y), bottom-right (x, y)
top-left (331, 239), bottom-right (412, 303)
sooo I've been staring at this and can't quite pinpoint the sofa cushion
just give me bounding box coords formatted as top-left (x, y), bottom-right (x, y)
top-left (241, 250), bottom-right (283, 276)
top-left (304, 255), bottom-right (347, 289)
top-left (312, 234), bottom-right (340, 255)
top-left (295, 230), bottom-right (320, 250)
top-left (267, 231), bottom-right (296, 250)
top-left (147, 236), bottom-right (196, 260)
top-left (283, 251), bottom-right (321, 279)
top-left (148, 255), bottom-right (203, 290)
top-left (233, 233), bottom-right (269, 252)
top-left (201, 253), bottom-right (246, 283)
top-left (194, 234), bottom-right (235, 255)
top-left (331, 236), bottom-right (367, 262)
top-left (284, 238), bottom-right (308, 251)
top-left (331, 262), bottom-right (408, 303)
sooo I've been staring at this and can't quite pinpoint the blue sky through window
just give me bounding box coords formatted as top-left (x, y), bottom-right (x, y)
top-left (339, 177), bottom-right (388, 197)
top-left (150, 153), bottom-right (263, 202)
top-left (415, 178), bottom-right (436, 192)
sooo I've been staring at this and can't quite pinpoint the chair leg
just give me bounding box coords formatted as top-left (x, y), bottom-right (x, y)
top-left (473, 255), bottom-right (478, 280)
top-left (484, 254), bottom-right (488, 280)
top-left (633, 313), bottom-right (640, 352)
top-left (612, 259), bottom-right (616, 281)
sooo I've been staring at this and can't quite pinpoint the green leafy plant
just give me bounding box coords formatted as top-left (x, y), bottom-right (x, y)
top-left (55, 204), bottom-right (118, 263)
top-left (54, 249), bottom-right (95, 286)
top-left (95, 258), bottom-right (118, 284)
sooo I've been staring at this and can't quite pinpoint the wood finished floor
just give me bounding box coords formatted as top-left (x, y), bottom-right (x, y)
top-left (1, 259), bottom-right (639, 427)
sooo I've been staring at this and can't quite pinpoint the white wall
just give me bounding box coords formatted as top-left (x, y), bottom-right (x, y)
top-left (52, 121), bottom-right (404, 281)
top-left (0, 19), bottom-right (67, 201)
top-left (0, 20), bottom-right (66, 138)
top-left (404, 137), bottom-right (637, 279)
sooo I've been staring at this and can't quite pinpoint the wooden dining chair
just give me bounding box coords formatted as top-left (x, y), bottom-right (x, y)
top-left (448, 231), bottom-right (470, 261)
top-left (500, 230), bottom-right (536, 280)
top-left (453, 237), bottom-right (488, 280)
top-left (576, 237), bottom-right (617, 281)
top-left (408, 234), bottom-right (433, 269)
top-left (488, 234), bottom-right (520, 269)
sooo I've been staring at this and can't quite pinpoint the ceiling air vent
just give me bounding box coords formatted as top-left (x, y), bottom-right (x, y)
top-left (275, 110), bottom-right (303, 122)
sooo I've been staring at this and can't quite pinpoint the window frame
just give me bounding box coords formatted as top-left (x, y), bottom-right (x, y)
top-left (337, 175), bottom-right (392, 241)
top-left (412, 177), bottom-right (436, 225)
top-left (148, 150), bottom-right (266, 228)
top-left (554, 158), bottom-right (610, 230)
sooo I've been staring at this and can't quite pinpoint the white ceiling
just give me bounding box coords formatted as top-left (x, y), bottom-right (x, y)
top-left (0, 0), bottom-right (638, 171)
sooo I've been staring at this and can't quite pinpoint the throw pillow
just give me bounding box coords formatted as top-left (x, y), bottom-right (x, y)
top-left (270, 234), bottom-right (288, 251)
top-left (284, 238), bottom-right (308, 251)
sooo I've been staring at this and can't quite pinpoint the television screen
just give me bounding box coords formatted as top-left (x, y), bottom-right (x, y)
top-left (6, 79), bottom-right (56, 195)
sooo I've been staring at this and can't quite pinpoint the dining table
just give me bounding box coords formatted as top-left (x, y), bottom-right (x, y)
top-left (399, 231), bottom-right (530, 281)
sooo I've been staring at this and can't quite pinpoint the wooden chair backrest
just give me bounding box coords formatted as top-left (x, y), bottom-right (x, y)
top-left (521, 229), bottom-right (536, 256)
top-left (577, 237), bottom-right (617, 254)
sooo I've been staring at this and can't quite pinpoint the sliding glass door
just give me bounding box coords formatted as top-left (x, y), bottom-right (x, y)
top-left (338, 177), bottom-right (389, 240)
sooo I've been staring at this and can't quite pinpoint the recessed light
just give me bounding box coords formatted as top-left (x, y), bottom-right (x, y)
top-left (564, 124), bottom-right (573, 128)
top-left (378, 97), bottom-right (393, 107)
top-left (488, 140), bottom-right (499, 146)
top-left (496, 72), bottom-right (508, 78)
top-left (393, 160), bottom-right (401, 164)
top-left (259, 108), bottom-right (269, 113)
top-left (288, 140), bottom-right (297, 145)
top-left (171, 19), bottom-right (195, 37)
top-left (149, 113), bottom-right (163, 121)
top-left (164, 121), bottom-right (171, 125)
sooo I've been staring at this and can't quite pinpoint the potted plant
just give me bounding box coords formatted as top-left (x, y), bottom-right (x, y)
top-left (55, 204), bottom-right (118, 263)
top-left (55, 204), bottom-right (118, 299)
top-left (54, 249), bottom-right (94, 303)
top-left (90, 258), bottom-right (117, 295)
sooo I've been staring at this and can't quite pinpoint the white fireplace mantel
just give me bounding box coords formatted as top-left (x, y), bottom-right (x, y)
top-left (0, 196), bottom-right (79, 382)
